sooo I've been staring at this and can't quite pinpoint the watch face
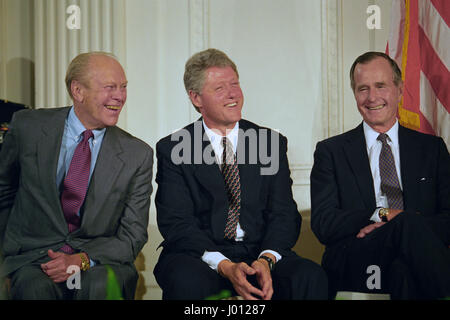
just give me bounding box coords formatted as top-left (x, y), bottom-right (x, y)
top-left (380, 208), bottom-right (389, 222)
top-left (379, 208), bottom-right (387, 216)
top-left (79, 254), bottom-right (90, 271)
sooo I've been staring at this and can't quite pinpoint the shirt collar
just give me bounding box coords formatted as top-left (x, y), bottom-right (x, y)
top-left (363, 120), bottom-right (399, 149)
top-left (67, 106), bottom-right (106, 141)
top-left (202, 120), bottom-right (239, 153)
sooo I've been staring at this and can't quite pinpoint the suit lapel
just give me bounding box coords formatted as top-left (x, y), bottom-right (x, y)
top-left (194, 162), bottom-right (228, 239)
top-left (343, 124), bottom-right (376, 208)
top-left (191, 119), bottom-right (262, 240)
top-left (193, 125), bottom-right (229, 240)
top-left (398, 125), bottom-right (419, 210)
top-left (37, 107), bottom-right (70, 230)
top-left (236, 120), bottom-right (261, 232)
top-left (81, 127), bottom-right (124, 228)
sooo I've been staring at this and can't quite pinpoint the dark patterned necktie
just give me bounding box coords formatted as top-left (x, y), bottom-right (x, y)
top-left (221, 137), bottom-right (241, 240)
top-left (60, 129), bottom-right (93, 253)
top-left (378, 133), bottom-right (404, 210)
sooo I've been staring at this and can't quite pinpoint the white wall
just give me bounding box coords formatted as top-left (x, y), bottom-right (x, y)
top-left (342, 0), bottom-right (393, 132)
top-left (0, 0), bottom-right (34, 106)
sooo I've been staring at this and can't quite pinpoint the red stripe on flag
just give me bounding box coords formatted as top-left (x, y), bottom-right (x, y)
top-left (418, 26), bottom-right (450, 113)
top-left (430, 0), bottom-right (450, 27)
top-left (418, 111), bottom-right (436, 136)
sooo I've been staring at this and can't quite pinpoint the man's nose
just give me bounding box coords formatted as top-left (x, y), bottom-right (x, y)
top-left (367, 88), bottom-right (378, 102)
top-left (226, 85), bottom-right (240, 98)
top-left (112, 87), bottom-right (126, 102)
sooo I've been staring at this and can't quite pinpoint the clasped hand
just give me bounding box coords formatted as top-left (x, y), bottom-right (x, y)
top-left (218, 259), bottom-right (273, 300)
top-left (40, 249), bottom-right (81, 283)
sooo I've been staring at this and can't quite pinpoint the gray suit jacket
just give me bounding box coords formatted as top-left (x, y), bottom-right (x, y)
top-left (0, 107), bottom-right (153, 276)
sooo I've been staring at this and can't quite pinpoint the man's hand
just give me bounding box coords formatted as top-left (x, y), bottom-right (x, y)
top-left (40, 250), bottom-right (82, 283)
top-left (357, 222), bottom-right (385, 238)
top-left (386, 209), bottom-right (403, 221)
top-left (218, 260), bottom-right (265, 300)
top-left (251, 258), bottom-right (273, 300)
top-left (357, 209), bottom-right (404, 238)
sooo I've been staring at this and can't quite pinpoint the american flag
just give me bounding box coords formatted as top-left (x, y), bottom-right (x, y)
top-left (387, 0), bottom-right (449, 148)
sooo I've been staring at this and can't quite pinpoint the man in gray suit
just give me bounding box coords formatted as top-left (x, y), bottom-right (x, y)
top-left (0, 52), bottom-right (153, 299)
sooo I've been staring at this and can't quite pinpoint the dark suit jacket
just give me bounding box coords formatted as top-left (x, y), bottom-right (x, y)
top-left (310, 123), bottom-right (450, 270)
top-left (0, 100), bottom-right (27, 152)
top-left (154, 119), bottom-right (301, 263)
top-left (0, 107), bottom-right (153, 276)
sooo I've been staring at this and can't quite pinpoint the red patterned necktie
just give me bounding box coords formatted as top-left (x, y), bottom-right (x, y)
top-left (222, 137), bottom-right (241, 240)
top-left (60, 129), bottom-right (93, 253)
top-left (378, 133), bottom-right (404, 210)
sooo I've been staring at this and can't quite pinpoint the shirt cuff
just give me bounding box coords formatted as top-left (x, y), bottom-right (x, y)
top-left (202, 250), bottom-right (283, 272)
top-left (259, 250), bottom-right (282, 263)
top-left (371, 208), bottom-right (382, 223)
top-left (202, 251), bottom-right (229, 272)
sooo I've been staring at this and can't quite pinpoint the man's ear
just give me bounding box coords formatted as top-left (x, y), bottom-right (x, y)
top-left (188, 90), bottom-right (202, 110)
top-left (397, 80), bottom-right (404, 103)
top-left (71, 80), bottom-right (85, 103)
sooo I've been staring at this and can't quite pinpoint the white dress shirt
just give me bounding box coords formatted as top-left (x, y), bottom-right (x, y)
top-left (201, 120), bottom-right (281, 271)
top-left (363, 120), bottom-right (403, 222)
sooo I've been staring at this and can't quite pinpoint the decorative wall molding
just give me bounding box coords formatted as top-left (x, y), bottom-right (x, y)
top-left (291, 165), bottom-right (313, 187)
top-left (321, 0), bottom-right (344, 138)
top-left (188, 0), bottom-right (209, 55)
top-left (188, 0), bottom-right (210, 123)
top-left (288, 0), bottom-right (344, 189)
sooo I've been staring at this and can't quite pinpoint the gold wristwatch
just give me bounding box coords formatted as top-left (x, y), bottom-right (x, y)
top-left (378, 208), bottom-right (390, 222)
top-left (79, 253), bottom-right (90, 271)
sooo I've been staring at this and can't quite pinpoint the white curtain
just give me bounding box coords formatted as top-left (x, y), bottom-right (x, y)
top-left (34, 0), bottom-right (125, 109)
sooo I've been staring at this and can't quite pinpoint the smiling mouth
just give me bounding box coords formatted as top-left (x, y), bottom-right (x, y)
top-left (367, 104), bottom-right (385, 110)
top-left (105, 105), bottom-right (121, 110)
top-left (225, 102), bottom-right (237, 108)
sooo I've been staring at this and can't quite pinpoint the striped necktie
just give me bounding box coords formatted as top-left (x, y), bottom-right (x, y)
top-left (221, 137), bottom-right (241, 240)
top-left (378, 133), bottom-right (404, 210)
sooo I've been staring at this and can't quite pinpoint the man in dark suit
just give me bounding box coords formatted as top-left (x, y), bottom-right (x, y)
top-left (311, 51), bottom-right (450, 299)
top-left (0, 52), bottom-right (153, 299)
top-left (154, 48), bottom-right (327, 300)
top-left (0, 100), bottom-right (27, 152)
